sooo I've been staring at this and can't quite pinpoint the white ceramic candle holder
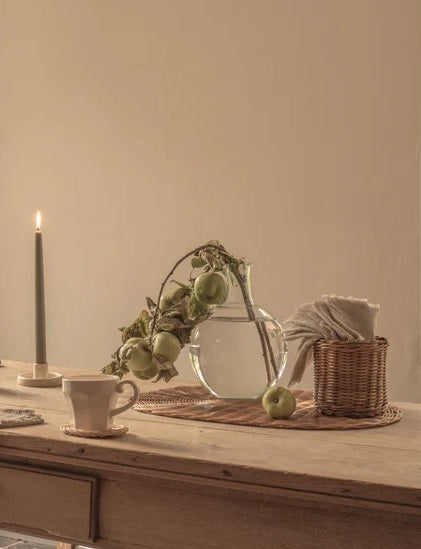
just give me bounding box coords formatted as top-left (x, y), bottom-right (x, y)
top-left (17, 363), bottom-right (63, 387)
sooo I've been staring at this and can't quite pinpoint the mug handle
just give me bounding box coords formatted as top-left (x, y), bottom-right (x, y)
top-left (110, 380), bottom-right (139, 417)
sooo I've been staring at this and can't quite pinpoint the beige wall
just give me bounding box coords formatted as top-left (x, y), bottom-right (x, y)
top-left (0, 1), bottom-right (420, 401)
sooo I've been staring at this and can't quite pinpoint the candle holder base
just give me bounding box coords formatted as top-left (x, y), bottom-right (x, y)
top-left (17, 371), bottom-right (63, 387)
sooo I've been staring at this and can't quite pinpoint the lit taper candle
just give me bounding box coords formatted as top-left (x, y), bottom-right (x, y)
top-left (17, 212), bottom-right (62, 386)
top-left (35, 210), bottom-right (47, 367)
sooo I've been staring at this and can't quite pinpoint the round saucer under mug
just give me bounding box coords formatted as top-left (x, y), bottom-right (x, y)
top-left (61, 423), bottom-right (128, 438)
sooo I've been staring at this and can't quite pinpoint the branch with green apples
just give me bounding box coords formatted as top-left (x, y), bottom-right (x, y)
top-left (103, 240), bottom-right (278, 384)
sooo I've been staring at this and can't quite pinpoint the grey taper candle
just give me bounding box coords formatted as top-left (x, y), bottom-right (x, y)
top-left (35, 211), bottom-right (47, 364)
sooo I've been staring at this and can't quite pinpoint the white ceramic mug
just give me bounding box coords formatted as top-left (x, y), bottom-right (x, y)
top-left (62, 374), bottom-right (139, 432)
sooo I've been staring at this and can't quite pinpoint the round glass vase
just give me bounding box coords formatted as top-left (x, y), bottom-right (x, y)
top-left (189, 264), bottom-right (287, 399)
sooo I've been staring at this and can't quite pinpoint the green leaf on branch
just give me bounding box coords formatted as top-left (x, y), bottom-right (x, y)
top-left (120, 310), bottom-right (151, 342)
top-left (102, 358), bottom-right (129, 379)
top-left (157, 316), bottom-right (186, 331)
top-left (191, 256), bottom-right (206, 268)
top-left (149, 354), bottom-right (179, 383)
top-left (146, 297), bottom-right (157, 314)
top-left (170, 280), bottom-right (189, 289)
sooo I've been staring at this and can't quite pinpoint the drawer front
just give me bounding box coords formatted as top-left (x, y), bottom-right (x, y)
top-left (0, 463), bottom-right (97, 542)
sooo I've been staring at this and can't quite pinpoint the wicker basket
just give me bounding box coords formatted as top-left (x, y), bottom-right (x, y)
top-left (313, 337), bottom-right (388, 418)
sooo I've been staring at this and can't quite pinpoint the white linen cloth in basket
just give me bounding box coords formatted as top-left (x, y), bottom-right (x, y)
top-left (283, 295), bottom-right (379, 385)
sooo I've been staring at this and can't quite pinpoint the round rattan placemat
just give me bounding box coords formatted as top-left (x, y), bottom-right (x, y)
top-left (133, 386), bottom-right (402, 430)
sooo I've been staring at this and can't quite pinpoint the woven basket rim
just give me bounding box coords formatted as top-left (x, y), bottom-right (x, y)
top-left (314, 336), bottom-right (388, 346)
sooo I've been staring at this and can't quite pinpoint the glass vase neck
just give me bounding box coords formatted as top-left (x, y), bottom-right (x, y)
top-left (223, 263), bottom-right (254, 306)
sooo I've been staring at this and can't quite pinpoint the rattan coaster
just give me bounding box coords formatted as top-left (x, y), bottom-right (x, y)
top-left (133, 386), bottom-right (402, 430)
top-left (61, 423), bottom-right (129, 438)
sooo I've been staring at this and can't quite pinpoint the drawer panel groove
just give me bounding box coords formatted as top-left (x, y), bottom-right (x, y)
top-left (0, 463), bottom-right (98, 542)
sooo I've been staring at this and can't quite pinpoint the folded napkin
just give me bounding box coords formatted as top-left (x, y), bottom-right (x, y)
top-left (0, 409), bottom-right (44, 428)
top-left (283, 295), bottom-right (380, 386)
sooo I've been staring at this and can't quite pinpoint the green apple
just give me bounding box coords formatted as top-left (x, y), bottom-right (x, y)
top-left (131, 362), bottom-right (158, 380)
top-left (159, 287), bottom-right (187, 311)
top-left (262, 386), bottom-right (296, 419)
top-left (193, 272), bottom-right (228, 305)
top-left (152, 331), bottom-right (182, 362)
top-left (120, 338), bottom-right (154, 372)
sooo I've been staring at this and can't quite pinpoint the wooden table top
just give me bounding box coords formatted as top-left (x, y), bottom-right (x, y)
top-left (0, 360), bottom-right (420, 509)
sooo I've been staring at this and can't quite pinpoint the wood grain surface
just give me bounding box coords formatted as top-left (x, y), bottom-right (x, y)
top-left (0, 360), bottom-right (420, 548)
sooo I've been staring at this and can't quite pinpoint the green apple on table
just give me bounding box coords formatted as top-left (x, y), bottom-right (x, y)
top-left (262, 386), bottom-right (296, 419)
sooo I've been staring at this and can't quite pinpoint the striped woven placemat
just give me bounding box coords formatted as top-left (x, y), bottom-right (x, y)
top-left (133, 385), bottom-right (402, 430)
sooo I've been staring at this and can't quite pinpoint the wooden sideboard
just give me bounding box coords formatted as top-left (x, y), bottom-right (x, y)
top-left (0, 360), bottom-right (420, 549)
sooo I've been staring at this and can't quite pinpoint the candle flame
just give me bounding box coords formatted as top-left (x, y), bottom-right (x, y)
top-left (36, 211), bottom-right (42, 231)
